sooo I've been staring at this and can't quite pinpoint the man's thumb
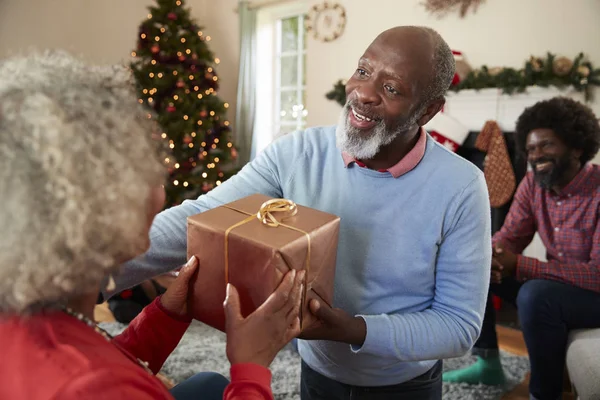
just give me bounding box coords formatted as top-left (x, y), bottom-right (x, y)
top-left (224, 284), bottom-right (243, 326)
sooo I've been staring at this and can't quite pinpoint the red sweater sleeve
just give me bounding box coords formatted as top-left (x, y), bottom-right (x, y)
top-left (224, 363), bottom-right (274, 400)
top-left (112, 297), bottom-right (191, 374)
top-left (53, 366), bottom-right (172, 399)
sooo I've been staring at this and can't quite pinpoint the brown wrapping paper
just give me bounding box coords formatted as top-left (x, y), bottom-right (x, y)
top-left (187, 194), bottom-right (340, 332)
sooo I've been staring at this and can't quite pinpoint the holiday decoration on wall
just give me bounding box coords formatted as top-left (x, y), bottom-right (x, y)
top-left (422, 0), bottom-right (486, 18)
top-left (326, 52), bottom-right (600, 107)
top-left (130, 0), bottom-right (238, 207)
top-left (453, 52), bottom-right (600, 101)
top-left (305, 2), bottom-right (347, 42)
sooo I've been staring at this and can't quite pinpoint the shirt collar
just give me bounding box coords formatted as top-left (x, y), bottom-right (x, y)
top-left (341, 128), bottom-right (427, 178)
top-left (555, 162), bottom-right (594, 197)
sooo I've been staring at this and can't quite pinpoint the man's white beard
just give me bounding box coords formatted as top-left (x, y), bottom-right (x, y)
top-left (335, 103), bottom-right (418, 160)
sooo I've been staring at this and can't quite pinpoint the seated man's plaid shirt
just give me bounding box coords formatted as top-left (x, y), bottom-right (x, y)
top-left (493, 163), bottom-right (600, 293)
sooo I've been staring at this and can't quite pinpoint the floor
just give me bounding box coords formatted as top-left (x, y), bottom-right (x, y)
top-left (94, 302), bottom-right (575, 400)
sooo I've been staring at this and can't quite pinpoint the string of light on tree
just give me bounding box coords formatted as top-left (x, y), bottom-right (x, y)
top-left (129, 0), bottom-right (239, 206)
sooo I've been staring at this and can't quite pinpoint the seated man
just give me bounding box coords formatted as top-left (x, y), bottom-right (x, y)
top-left (443, 97), bottom-right (600, 400)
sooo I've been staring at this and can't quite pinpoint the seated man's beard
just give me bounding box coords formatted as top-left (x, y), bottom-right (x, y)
top-left (335, 101), bottom-right (419, 160)
top-left (531, 152), bottom-right (573, 189)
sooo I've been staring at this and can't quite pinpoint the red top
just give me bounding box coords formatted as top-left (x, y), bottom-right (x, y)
top-left (0, 297), bottom-right (274, 399)
top-left (493, 163), bottom-right (600, 293)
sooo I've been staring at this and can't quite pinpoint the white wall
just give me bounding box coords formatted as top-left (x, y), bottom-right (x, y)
top-left (305, 0), bottom-right (600, 127)
top-left (0, 0), bottom-right (240, 129)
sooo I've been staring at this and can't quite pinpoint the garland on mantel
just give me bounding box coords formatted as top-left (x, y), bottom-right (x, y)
top-left (326, 52), bottom-right (600, 107)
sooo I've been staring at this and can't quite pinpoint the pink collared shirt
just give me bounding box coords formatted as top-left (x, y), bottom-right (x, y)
top-left (341, 128), bottom-right (427, 178)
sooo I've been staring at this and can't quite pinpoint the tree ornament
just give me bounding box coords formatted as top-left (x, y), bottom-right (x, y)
top-left (578, 65), bottom-right (591, 77)
top-left (151, 45), bottom-right (160, 54)
top-left (553, 56), bottom-right (573, 77)
top-left (168, 12), bottom-right (177, 20)
top-left (529, 56), bottom-right (544, 72)
top-left (167, 105), bottom-right (176, 112)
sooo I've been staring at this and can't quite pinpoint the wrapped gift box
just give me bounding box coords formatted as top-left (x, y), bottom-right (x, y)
top-left (187, 194), bottom-right (340, 332)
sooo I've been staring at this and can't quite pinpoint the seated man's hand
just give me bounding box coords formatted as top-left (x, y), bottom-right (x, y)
top-left (224, 269), bottom-right (304, 368)
top-left (491, 244), bottom-right (517, 284)
top-left (297, 300), bottom-right (367, 347)
top-left (159, 256), bottom-right (199, 317)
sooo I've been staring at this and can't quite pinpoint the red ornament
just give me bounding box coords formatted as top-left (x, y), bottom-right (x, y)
top-left (151, 45), bottom-right (160, 54)
top-left (231, 147), bottom-right (238, 159)
top-left (178, 55), bottom-right (186, 62)
top-left (198, 153), bottom-right (205, 160)
top-left (167, 105), bottom-right (176, 112)
top-left (202, 182), bottom-right (214, 192)
top-left (168, 12), bottom-right (177, 20)
top-left (199, 110), bottom-right (208, 118)
top-left (183, 135), bottom-right (192, 144)
top-left (176, 80), bottom-right (185, 88)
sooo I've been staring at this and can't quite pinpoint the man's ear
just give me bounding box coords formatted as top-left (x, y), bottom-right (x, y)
top-left (417, 98), bottom-right (445, 127)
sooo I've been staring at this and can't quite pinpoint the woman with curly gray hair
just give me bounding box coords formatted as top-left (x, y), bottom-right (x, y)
top-left (0, 52), bottom-right (303, 400)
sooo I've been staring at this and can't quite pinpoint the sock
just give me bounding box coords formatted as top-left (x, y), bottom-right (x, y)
top-left (442, 355), bottom-right (506, 385)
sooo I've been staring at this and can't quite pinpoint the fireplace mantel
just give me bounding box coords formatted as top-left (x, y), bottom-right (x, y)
top-left (442, 86), bottom-right (586, 132)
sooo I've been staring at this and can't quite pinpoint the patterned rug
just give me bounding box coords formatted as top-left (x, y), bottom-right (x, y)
top-left (101, 321), bottom-right (530, 400)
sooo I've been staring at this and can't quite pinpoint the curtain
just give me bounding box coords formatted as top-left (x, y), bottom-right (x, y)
top-left (234, 0), bottom-right (258, 165)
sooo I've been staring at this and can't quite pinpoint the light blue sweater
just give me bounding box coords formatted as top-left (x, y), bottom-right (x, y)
top-left (114, 126), bottom-right (491, 386)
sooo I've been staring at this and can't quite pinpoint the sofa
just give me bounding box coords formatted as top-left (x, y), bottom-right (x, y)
top-left (566, 329), bottom-right (600, 399)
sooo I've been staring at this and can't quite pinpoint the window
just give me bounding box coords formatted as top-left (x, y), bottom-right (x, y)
top-left (254, 3), bottom-right (308, 155)
top-left (275, 15), bottom-right (307, 135)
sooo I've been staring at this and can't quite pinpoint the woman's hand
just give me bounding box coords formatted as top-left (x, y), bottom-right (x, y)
top-left (159, 256), bottom-right (199, 317)
top-left (224, 269), bottom-right (304, 368)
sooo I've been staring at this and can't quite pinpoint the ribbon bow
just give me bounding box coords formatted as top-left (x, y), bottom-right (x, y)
top-left (256, 199), bottom-right (298, 227)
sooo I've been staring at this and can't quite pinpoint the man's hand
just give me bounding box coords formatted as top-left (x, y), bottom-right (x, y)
top-left (159, 256), bottom-right (199, 317)
top-left (224, 269), bottom-right (304, 368)
top-left (491, 244), bottom-right (518, 284)
top-left (298, 299), bottom-right (367, 346)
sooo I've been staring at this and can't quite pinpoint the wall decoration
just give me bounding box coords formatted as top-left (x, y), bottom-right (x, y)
top-left (422, 0), bottom-right (486, 18)
top-left (326, 52), bottom-right (600, 106)
top-left (305, 2), bottom-right (346, 42)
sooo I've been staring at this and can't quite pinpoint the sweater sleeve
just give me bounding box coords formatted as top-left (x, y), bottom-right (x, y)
top-left (224, 364), bottom-right (274, 400)
top-left (104, 132), bottom-right (302, 298)
top-left (354, 173), bottom-right (492, 360)
top-left (53, 366), bottom-right (171, 400)
top-left (112, 297), bottom-right (190, 374)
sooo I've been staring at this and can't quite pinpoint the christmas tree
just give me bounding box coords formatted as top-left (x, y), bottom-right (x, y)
top-left (130, 0), bottom-right (238, 207)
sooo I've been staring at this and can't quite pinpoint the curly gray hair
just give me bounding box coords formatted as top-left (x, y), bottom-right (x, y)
top-left (0, 51), bottom-right (166, 314)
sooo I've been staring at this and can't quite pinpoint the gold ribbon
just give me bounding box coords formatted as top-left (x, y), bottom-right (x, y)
top-left (223, 198), bottom-right (310, 327)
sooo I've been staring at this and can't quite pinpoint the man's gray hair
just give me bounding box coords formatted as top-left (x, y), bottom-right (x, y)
top-left (419, 27), bottom-right (456, 105)
top-left (0, 51), bottom-right (165, 314)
